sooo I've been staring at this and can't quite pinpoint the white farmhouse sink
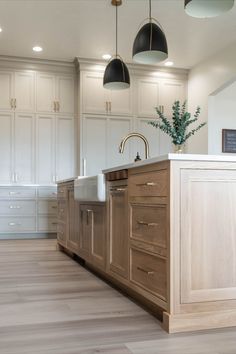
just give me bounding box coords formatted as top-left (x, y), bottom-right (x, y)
top-left (74, 174), bottom-right (106, 202)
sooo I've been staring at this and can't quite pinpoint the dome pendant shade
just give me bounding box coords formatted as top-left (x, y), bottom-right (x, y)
top-left (103, 58), bottom-right (130, 90)
top-left (133, 22), bottom-right (168, 64)
top-left (184, 0), bottom-right (234, 18)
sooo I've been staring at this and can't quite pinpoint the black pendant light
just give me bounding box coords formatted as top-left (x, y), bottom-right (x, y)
top-left (103, 0), bottom-right (130, 90)
top-left (132, 0), bottom-right (168, 64)
top-left (184, 0), bottom-right (234, 18)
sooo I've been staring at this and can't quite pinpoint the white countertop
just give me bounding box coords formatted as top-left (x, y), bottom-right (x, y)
top-left (56, 177), bottom-right (78, 184)
top-left (102, 153), bottom-right (236, 173)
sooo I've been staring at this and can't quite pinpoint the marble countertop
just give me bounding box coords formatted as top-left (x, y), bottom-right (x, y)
top-left (102, 153), bottom-right (236, 173)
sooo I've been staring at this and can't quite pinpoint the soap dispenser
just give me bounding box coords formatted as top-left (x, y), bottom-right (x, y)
top-left (134, 152), bottom-right (141, 162)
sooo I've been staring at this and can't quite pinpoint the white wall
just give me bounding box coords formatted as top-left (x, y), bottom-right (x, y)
top-left (187, 43), bottom-right (236, 154)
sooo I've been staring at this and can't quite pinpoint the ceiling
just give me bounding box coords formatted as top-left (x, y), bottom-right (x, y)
top-left (0, 0), bottom-right (236, 69)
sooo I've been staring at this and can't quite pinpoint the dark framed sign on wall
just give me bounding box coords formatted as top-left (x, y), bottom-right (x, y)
top-left (222, 129), bottom-right (236, 153)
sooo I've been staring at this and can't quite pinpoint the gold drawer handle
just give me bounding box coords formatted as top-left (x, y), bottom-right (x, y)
top-left (51, 206), bottom-right (57, 209)
top-left (58, 190), bottom-right (64, 194)
top-left (137, 266), bottom-right (154, 275)
top-left (111, 188), bottom-right (126, 192)
top-left (137, 221), bottom-right (158, 227)
top-left (137, 182), bottom-right (157, 187)
top-left (52, 222), bottom-right (58, 225)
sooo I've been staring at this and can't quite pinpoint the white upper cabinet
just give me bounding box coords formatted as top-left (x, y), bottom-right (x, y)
top-left (14, 72), bottom-right (35, 112)
top-left (137, 77), bottom-right (186, 119)
top-left (0, 71), bottom-right (13, 111)
top-left (82, 71), bottom-right (133, 116)
top-left (137, 78), bottom-right (160, 118)
top-left (56, 115), bottom-right (75, 181)
top-left (56, 76), bottom-right (74, 114)
top-left (14, 113), bottom-right (35, 184)
top-left (36, 114), bottom-right (55, 185)
top-left (36, 73), bottom-right (74, 114)
top-left (160, 79), bottom-right (186, 117)
top-left (36, 73), bottom-right (56, 113)
top-left (0, 113), bottom-right (13, 183)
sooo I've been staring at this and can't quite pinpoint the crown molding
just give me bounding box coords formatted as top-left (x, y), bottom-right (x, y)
top-left (76, 57), bottom-right (189, 79)
top-left (0, 55), bottom-right (75, 73)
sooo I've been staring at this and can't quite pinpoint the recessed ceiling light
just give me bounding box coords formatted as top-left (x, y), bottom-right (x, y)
top-left (164, 61), bottom-right (174, 67)
top-left (102, 54), bottom-right (112, 60)
top-left (33, 46), bottom-right (43, 52)
top-left (0, 28), bottom-right (2, 32)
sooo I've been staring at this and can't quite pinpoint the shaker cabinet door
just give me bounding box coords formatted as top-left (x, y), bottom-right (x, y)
top-left (14, 71), bottom-right (35, 112)
top-left (36, 73), bottom-right (56, 113)
top-left (0, 71), bottom-right (14, 111)
top-left (0, 112), bottom-right (13, 183)
top-left (14, 113), bottom-right (35, 184)
top-left (36, 114), bottom-right (56, 185)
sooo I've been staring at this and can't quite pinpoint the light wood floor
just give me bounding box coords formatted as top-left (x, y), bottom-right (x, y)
top-left (0, 240), bottom-right (236, 354)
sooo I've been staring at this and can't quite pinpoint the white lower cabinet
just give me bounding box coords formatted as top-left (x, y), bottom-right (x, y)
top-left (0, 186), bottom-right (57, 236)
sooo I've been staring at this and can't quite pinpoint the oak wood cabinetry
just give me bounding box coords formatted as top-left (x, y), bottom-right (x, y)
top-left (79, 203), bottom-right (106, 271)
top-left (107, 179), bottom-right (129, 280)
top-left (57, 180), bottom-right (80, 252)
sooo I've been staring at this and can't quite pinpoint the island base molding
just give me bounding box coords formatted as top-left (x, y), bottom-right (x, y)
top-left (163, 309), bottom-right (236, 333)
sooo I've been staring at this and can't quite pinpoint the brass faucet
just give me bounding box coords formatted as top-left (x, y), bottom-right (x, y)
top-left (119, 133), bottom-right (150, 160)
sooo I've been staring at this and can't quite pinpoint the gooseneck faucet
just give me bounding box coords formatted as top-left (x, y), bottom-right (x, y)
top-left (119, 133), bottom-right (150, 159)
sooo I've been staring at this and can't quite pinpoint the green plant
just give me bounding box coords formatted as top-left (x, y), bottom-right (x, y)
top-left (148, 101), bottom-right (206, 145)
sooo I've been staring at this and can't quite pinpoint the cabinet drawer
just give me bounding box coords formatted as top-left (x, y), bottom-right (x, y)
top-left (130, 248), bottom-right (167, 301)
top-left (38, 200), bottom-right (57, 215)
top-left (0, 187), bottom-right (36, 199)
top-left (38, 187), bottom-right (57, 199)
top-left (129, 170), bottom-right (168, 197)
top-left (38, 216), bottom-right (57, 232)
top-left (130, 204), bottom-right (167, 249)
top-left (0, 217), bottom-right (36, 232)
top-left (0, 200), bottom-right (36, 216)
top-left (57, 185), bottom-right (67, 199)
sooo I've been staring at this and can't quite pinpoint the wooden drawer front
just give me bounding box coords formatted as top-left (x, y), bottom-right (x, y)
top-left (0, 217), bottom-right (36, 232)
top-left (129, 170), bottom-right (167, 197)
top-left (131, 204), bottom-right (167, 249)
top-left (38, 200), bottom-right (57, 215)
top-left (0, 187), bottom-right (36, 199)
top-left (57, 201), bottom-right (67, 221)
top-left (0, 201), bottom-right (36, 216)
top-left (38, 216), bottom-right (57, 232)
top-left (38, 188), bottom-right (57, 199)
top-left (130, 248), bottom-right (167, 301)
top-left (57, 185), bottom-right (67, 199)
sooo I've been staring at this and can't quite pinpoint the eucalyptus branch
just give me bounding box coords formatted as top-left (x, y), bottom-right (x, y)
top-left (148, 101), bottom-right (206, 146)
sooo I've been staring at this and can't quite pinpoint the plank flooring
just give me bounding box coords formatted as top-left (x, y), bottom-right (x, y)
top-left (0, 239), bottom-right (236, 354)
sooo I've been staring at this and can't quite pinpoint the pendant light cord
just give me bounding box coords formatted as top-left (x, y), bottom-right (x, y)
top-left (149, 0), bottom-right (152, 22)
top-left (116, 4), bottom-right (118, 57)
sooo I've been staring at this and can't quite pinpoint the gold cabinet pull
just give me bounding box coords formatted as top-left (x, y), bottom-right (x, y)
top-left (10, 98), bottom-right (14, 109)
top-left (137, 182), bottom-right (157, 187)
top-left (53, 101), bottom-right (56, 112)
top-left (105, 101), bottom-right (108, 113)
top-left (137, 221), bottom-right (158, 227)
top-left (14, 98), bottom-right (17, 109)
top-left (109, 101), bottom-right (111, 113)
top-left (52, 222), bottom-right (58, 225)
top-left (57, 101), bottom-right (60, 112)
top-left (137, 266), bottom-right (154, 275)
top-left (111, 187), bottom-right (126, 192)
top-left (51, 206), bottom-right (57, 209)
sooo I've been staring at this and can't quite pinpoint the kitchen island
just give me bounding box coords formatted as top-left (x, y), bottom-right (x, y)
top-left (57, 154), bottom-right (236, 333)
